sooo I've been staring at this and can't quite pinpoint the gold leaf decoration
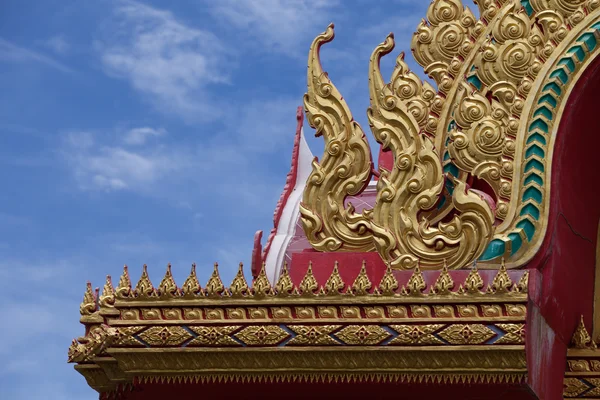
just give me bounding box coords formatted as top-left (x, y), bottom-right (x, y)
top-left (234, 326), bottom-right (289, 346)
top-left (571, 315), bottom-right (596, 349)
top-left (275, 262), bottom-right (294, 297)
top-left (324, 262), bottom-right (345, 295)
top-left (496, 324), bottom-right (526, 344)
top-left (188, 326), bottom-right (241, 346)
top-left (287, 325), bottom-right (341, 345)
top-left (115, 265), bottom-right (132, 299)
top-left (134, 265), bottom-right (156, 299)
top-left (300, 23), bottom-right (375, 253)
top-left (80, 282), bottom-right (97, 316)
top-left (563, 378), bottom-right (591, 398)
top-left (389, 324), bottom-right (445, 345)
top-left (514, 270), bottom-right (529, 293)
top-left (205, 263), bottom-right (225, 298)
top-left (351, 261), bottom-right (372, 295)
top-left (405, 264), bottom-right (426, 296)
top-left (299, 264), bottom-right (318, 296)
top-left (378, 266), bottom-right (399, 296)
top-left (335, 325), bottom-right (391, 345)
top-left (367, 33), bottom-right (494, 270)
top-left (229, 263), bottom-right (250, 298)
top-left (252, 263), bottom-right (272, 297)
top-left (181, 264), bottom-right (202, 298)
top-left (438, 324), bottom-right (496, 344)
top-left (459, 264), bottom-right (484, 294)
top-left (432, 263), bottom-right (454, 295)
top-left (138, 326), bottom-right (192, 346)
top-left (489, 260), bottom-right (512, 294)
top-left (158, 264), bottom-right (180, 299)
top-left (98, 276), bottom-right (116, 310)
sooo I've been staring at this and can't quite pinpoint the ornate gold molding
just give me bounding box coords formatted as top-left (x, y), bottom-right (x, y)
top-left (70, 264), bottom-right (529, 394)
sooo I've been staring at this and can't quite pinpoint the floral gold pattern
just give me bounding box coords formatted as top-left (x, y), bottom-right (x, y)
top-left (438, 324), bottom-right (496, 345)
top-left (234, 326), bottom-right (289, 346)
top-left (287, 325), bottom-right (341, 345)
top-left (335, 325), bottom-right (391, 345)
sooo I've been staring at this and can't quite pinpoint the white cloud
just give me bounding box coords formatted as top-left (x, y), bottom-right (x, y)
top-left (43, 35), bottom-right (69, 55)
top-left (0, 38), bottom-right (74, 73)
top-left (99, 0), bottom-right (231, 121)
top-left (63, 130), bottom-right (187, 192)
top-left (123, 127), bottom-right (166, 145)
top-left (208, 0), bottom-right (338, 56)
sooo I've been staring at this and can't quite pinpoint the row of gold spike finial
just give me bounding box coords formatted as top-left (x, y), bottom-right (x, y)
top-left (81, 261), bottom-right (528, 315)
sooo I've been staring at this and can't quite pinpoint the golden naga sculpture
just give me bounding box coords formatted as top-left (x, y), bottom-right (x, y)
top-left (300, 23), bottom-right (375, 252)
top-left (300, 0), bottom-right (600, 269)
top-left (367, 33), bottom-right (495, 270)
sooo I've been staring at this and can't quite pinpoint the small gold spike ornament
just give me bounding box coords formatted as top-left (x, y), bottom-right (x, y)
top-left (572, 315), bottom-right (597, 349)
top-left (324, 262), bottom-right (345, 295)
top-left (205, 263), bottom-right (225, 298)
top-left (378, 266), bottom-right (399, 296)
top-left (99, 276), bottom-right (115, 309)
top-left (352, 261), bottom-right (372, 295)
top-left (80, 282), bottom-right (97, 316)
top-left (229, 263), bottom-right (250, 298)
top-left (514, 270), bottom-right (529, 293)
top-left (460, 263), bottom-right (484, 294)
top-left (299, 263), bottom-right (318, 296)
top-left (405, 264), bottom-right (426, 296)
top-left (115, 265), bottom-right (132, 299)
top-left (158, 264), bottom-right (180, 299)
top-left (181, 263), bottom-right (202, 298)
top-left (490, 259), bottom-right (512, 294)
top-left (253, 263), bottom-right (272, 297)
top-left (275, 262), bottom-right (295, 297)
top-left (432, 262), bottom-right (454, 295)
top-left (135, 264), bottom-right (156, 299)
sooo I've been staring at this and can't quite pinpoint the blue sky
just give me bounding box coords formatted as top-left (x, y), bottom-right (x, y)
top-left (0, 0), bottom-right (431, 398)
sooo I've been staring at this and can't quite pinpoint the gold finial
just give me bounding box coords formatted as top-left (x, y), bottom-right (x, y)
top-left (253, 262), bottom-right (272, 297)
top-left (490, 258), bottom-right (512, 294)
top-left (158, 264), bottom-right (180, 299)
top-left (405, 262), bottom-right (426, 296)
top-left (572, 315), bottom-right (597, 349)
top-left (229, 263), bottom-right (250, 298)
top-left (513, 270), bottom-right (529, 293)
top-left (299, 262), bottom-right (318, 296)
top-left (80, 282), bottom-right (97, 316)
top-left (115, 265), bottom-right (132, 299)
top-left (182, 263), bottom-right (202, 298)
top-left (205, 263), bottom-right (225, 298)
top-left (324, 262), bottom-right (345, 295)
top-left (352, 261), bottom-right (372, 296)
top-left (378, 265), bottom-right (399, 296)
top-left (460, 262), bottom-right (484, 294)
top-left (99, 276), bottom-right (116, 309)
top-left (275, 262), bottom-right (295, 297)
top-left (134, 264), bottom-right (156, 299)
top-left (432, 261), bottom-right (454, 295)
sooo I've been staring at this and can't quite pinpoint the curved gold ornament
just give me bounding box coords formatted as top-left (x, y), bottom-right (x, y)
top-left (300, 24), bottom-right (375, 252)
top-left (367, 34), bottom-right (495, 270)
top-left (298, 3), bottom-right (600, 269)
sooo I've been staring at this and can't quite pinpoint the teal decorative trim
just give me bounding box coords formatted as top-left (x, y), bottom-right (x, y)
top-left (479, 19), bottom-right (600, 261)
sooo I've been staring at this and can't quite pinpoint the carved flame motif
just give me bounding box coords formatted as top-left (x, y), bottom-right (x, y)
top-left (368, 34), bottom-right (495, 270)
top-left (300, 23), bottom-right (376, 252)
top-left (300, 1), bottom-right (600, 268)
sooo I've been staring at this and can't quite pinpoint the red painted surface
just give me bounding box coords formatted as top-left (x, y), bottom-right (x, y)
top-left (290, 251), bottom-right (527, 290)
top-left (525, 54), bottom-right (600, 399)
